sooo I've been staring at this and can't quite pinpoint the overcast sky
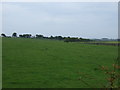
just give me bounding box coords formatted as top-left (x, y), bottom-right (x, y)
top-left (1, 2), bottom-right (118, 39)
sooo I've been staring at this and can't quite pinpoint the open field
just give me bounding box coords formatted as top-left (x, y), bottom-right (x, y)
top-left (2, 38), bottom-right (118, 88)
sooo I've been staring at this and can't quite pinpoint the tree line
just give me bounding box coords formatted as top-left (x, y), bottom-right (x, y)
top-left (1, 32), bottom-right (91, 42)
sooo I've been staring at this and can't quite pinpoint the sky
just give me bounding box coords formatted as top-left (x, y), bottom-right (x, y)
top-left (1, 2), bottom-right (118, 39)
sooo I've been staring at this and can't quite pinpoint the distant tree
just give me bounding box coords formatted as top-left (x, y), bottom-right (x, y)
top-left (52, 36), bottom-right (64, 40)
top-left (12, 32), bottom-right (17, 37)
top-left (43, 36), bottom-right (48, 39)
top-left (1, 33), bottom-right (6, 37)
top-left (57, 36), bottom-right (64, 40)
top-left (79, 37), bottom-right (83, 40)
top-left (49, 36), bottom-right (54, 39)
top-left (19, 34), bottom-right (23, 38)
top-left (36, 34), bottom-right (44, 38)
top-left (80, 38), bottom-right (91, 42)
top-left (19, 34), bottom-right (32, 38)
top-left (23, 34), bottom-right (32, 38)
top-left (64, 37), bottom-right (91, 42)
top-left (64, 37), bottom-right (80, 42)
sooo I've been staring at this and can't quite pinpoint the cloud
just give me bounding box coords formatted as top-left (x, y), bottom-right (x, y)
top-left (2, 2), bottom-right (118, 38)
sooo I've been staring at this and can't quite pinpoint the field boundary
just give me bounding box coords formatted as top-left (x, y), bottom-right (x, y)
top-left (82, 42), bottom-right (120, 46)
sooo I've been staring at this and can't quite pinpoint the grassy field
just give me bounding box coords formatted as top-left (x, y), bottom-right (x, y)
top-left (2, 38), bottom-right (118, 88)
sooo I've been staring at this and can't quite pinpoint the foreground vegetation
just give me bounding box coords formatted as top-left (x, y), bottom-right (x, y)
top-left (2, 38), bottom-right (118, 88)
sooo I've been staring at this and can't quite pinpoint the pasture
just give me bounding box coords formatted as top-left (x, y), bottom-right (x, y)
top-left (2, 38), bottom-right (118, 88)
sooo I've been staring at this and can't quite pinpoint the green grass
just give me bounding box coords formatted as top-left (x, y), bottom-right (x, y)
top-left (2, 38), bottom-right (118, 88)
top-left (103, 41), bottom-right (120, 43)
